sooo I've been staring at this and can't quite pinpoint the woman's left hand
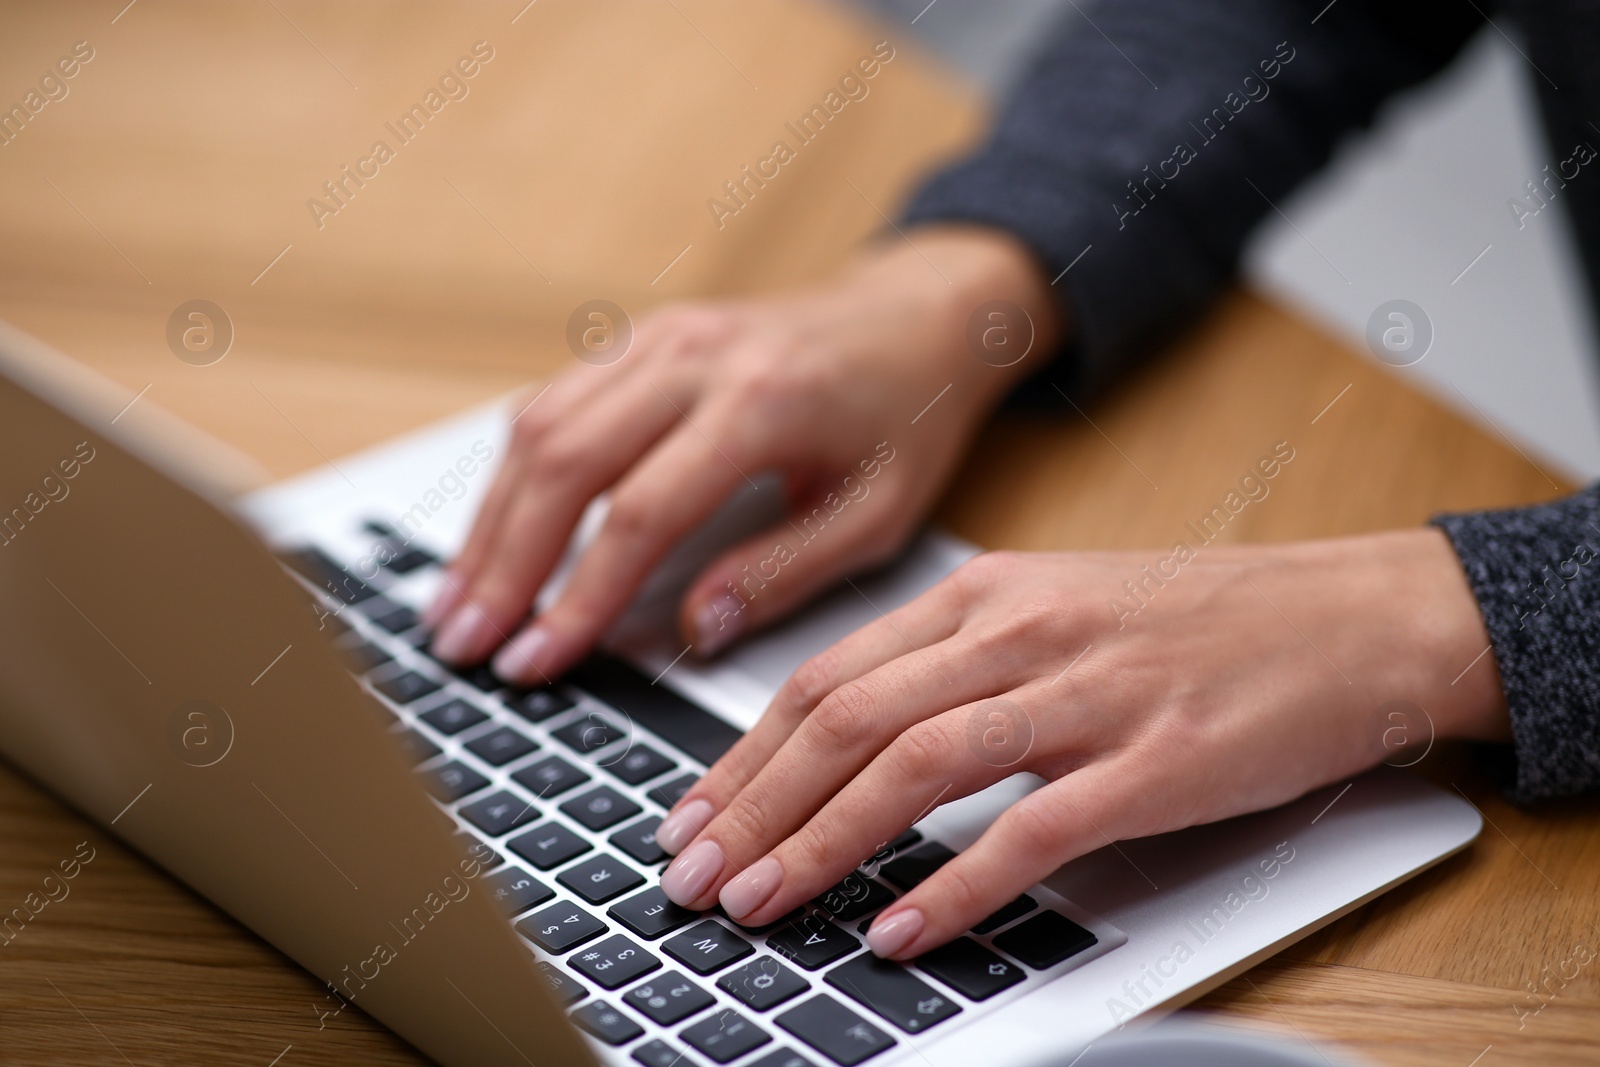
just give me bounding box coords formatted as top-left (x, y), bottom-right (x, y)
top-left (651, 528), bottom-right (1511, 959)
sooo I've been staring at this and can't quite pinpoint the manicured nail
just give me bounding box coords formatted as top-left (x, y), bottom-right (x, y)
top-left (694, 592), bottom-right (746, 655)
top-left (654, 799), bottom-right (714, 855)
top-left (421, 573), bottom-right (465, 628)
top-left (431, 607), bottom-right (493, 663)
top-left (659, 839), bottom-right (725, 906)
top-left (492, 625), bottom-right (552, 683)
top-left (719, 857), bottom-right (783, 920)
top-left (866, 908), bottom-right (924, 958)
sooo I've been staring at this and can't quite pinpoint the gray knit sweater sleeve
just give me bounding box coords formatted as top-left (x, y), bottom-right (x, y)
top-left (901, 0), bottom-right (1482, 396)
top-left (1433, 487), bottom-right (1600, 803)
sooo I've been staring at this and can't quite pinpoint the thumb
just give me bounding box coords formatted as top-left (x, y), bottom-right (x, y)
top-left (679, 495), bottom-right (908, 655)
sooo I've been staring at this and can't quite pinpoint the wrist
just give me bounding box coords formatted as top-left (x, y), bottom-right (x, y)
top-left (833, 225), bottom-right (1065, 407)
top-left (1296, 528), bottom-right (1510, 745)
top-left (1408, 526), bottom-right (1512, 743)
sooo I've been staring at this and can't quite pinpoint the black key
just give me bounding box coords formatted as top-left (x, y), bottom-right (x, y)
top-left (340, 642), bottom-right (392, 673)
top-left (775, 994), bottom-right (895, 1066)
top-left (481, 866), bottom-right (554, 916)
top-left (507, 822), bottom-right (591, 870)
top-left (646, 773), bottom-right (699, 811)
top-left (371, 604), bottom-right (420, 634)
top-left (608, 886), bottom-right (697, 940)
top-left (552, 713), bottom-right (626, 755)
top-left (509, 688), bottom-right (575, 722)
top-left (561, 785), bottom-right (642, 832)
top-left (458, 790), bottom-right (539, 836)
top-left (558, 853), bottom-right (646, 905)
top-left (992, 911), bottom-right (1097, 970)
top-left (813, 873), bottom-right (894, 924)
top-left (749, 1051), bottom-right (821, 1067)
top-left (569, 934), bottom-right (660, 989)
top-left (283, 547), bottom-right (378, 604)
top-left (373, 670), bottom-right (442, 705)
top-left (569, 654), bottom-right (743, 765)
top-left (767, 914), bottom-right (859, 971)
top-left (463, 724), bottom-right (539, 766)
top-left (518, 900), bottom-right (608, 952)
top-left (970, 894), bottom-right (1037, 936)
top-left (632, 1039), bottom-right (692, 1067)
top-left (885, 829), bottom-right (922, 855)
top-left (718, 957), bottom-right (809, 1011)
top-left (380, 545), bottom-right (437, 573)
top-left (602, 743), bottom-right (677, 785)
top-left (621, 970), bottom-right (716, 1025)
top-left (535, 960), bottom-right (588, 1006)
top-left (512, 755), bottom-right (590, 799)
top-left (571, 999), bottom-right (644, 1045)
top-left (663, 920), bottom-right (755, 976)
top-left (915, 938), bottom-right (1025, 1001)
top-left (453, 663), bottom-right (504, 692)
top-left (418, 697), bottom-right (488, 735)
top-left (878, 843), bottom-right (955, 891)
top-left (454, 833), bottom-right (504, 872)
top-left (681, 1009), bottom-right (771, 1064)
top-left (421, 761), bottom-right (488, 802)
top-left (610, 816), bottom-right (669, 866)
top-left (353, 592), bottom-right (402, 617)
top-left (824, 954), bottom-right (960, 1034)
top-left (415, 638), bottom-right (503, 691)
top-left (392, 729), bottom-right (441, 765)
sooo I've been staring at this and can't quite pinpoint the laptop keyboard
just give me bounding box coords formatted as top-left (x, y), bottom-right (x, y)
top-left (287, 526), bottom-right (1116, 1066)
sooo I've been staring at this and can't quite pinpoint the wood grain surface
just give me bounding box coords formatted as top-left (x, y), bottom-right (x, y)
top-left (0, 2), bottom-right (1594, 1065)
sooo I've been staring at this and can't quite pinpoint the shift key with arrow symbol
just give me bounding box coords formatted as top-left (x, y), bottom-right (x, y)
top-left (825, 954), bottom-right (962, 1033)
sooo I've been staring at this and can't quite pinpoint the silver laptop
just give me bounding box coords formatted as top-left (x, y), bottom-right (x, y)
top-left (0, 320), bottom-right (1482, 1067)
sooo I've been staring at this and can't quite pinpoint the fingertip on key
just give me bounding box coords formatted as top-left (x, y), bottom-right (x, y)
top-left (659, 838), bottom-right (725, 906)
top-left (431, 607), bottom-right (494, 664)
top-left (491, 625), bottom-right (553, 684)
top-left (865, 908), bottom-right (923, 959)
top-left (654, 797), bottom-right (714, 855)
top-left (719, 856), bottom-right (782, 920)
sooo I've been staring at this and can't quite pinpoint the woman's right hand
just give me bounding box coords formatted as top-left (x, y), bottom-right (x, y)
top-left (423, 226), bottom-right (1061, 684)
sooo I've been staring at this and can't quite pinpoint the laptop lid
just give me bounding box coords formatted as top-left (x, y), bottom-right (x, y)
top-left (0, 320), bottom-right (596, 1067)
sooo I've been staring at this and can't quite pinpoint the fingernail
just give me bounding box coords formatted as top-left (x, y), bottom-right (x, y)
top-left (431, 607), bottom-right (493, 663)
top-left (693, 592), bottom-right (746, 656)
top-left (866, 908), bottom-right (924, 958)
top-left (421, 579), bottom-right (463, 628)
top-left (492, 625), bottom-right (552, 683)
top-left (659, 839), bottom-right (725, 906)
top-left (654, 798), bottom-right (714, 855)
top-left (719, 857), bottom-right (783, 920)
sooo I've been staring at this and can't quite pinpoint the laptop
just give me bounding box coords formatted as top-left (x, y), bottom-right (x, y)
top-left (0, 319), bottom-right (1482, 1067)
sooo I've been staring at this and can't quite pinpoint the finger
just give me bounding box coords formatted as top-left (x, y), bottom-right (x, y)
top-left (864, 760), bottom-right (1140, 959)
top-left (423, 368), bottom-right (621, 627)
top-left (489, 410), bottom-right (754, 683)
top-left (654, 576), bottom-right (967, 855)
top-left (657, 637), bottom-right (1014, 910)
top-left (676, 483), bottom-right (916, 658)
top-left (715, 699), bottom-right (1023, 927)
top-left (429, 373), bottom-right (688, 665)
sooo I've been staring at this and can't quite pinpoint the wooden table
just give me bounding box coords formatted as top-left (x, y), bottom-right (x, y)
top-left (0, 2), bottom-right (1593, 1065)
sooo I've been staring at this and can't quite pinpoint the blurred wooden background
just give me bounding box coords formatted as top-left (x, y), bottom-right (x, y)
top-left (0, 1), bottom-right (1593, 1065)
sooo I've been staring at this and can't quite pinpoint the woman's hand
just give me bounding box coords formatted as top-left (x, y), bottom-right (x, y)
top-left (652, 529), bottom-right (1511, 958)
top-left (424, 227), bottom-right (1058, 682)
